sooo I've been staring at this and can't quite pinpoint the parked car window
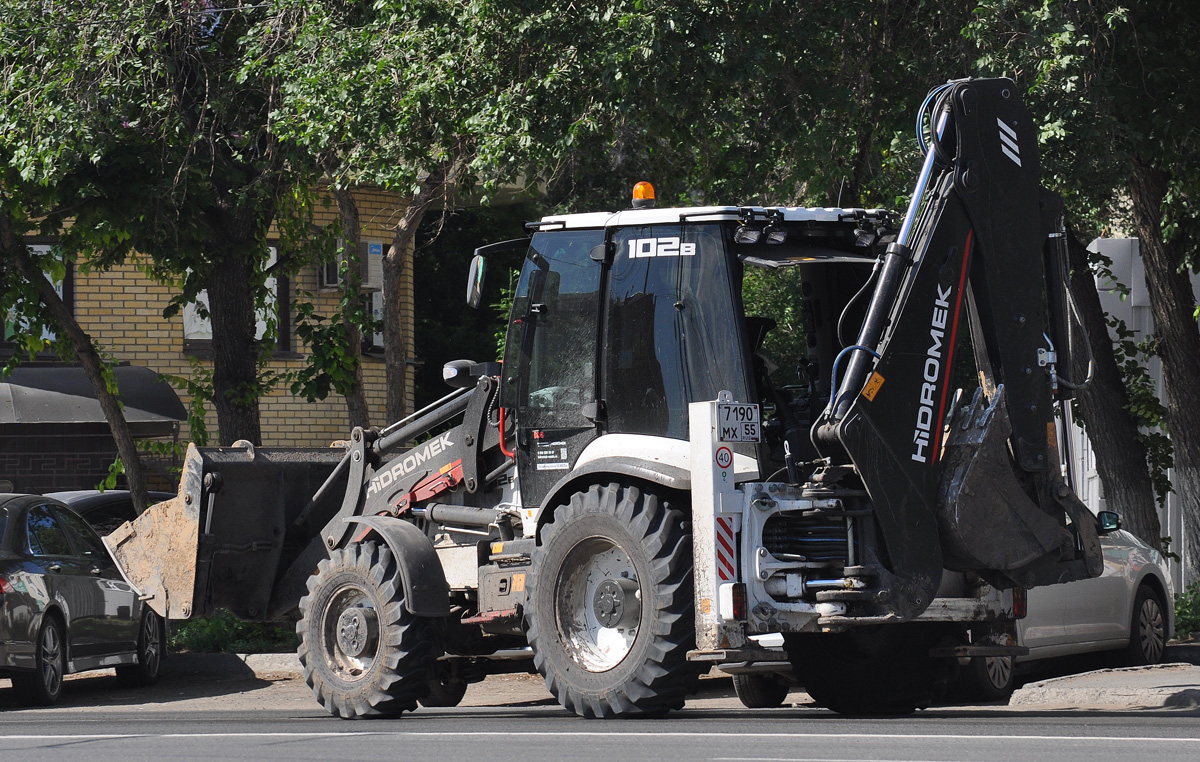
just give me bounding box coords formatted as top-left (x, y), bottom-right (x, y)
top-left (54, 507), bottom-right (109, 560)
top-left (25, 504), bottom-right (72, 557)
top-left (76, 502), bottom-right (136, 535)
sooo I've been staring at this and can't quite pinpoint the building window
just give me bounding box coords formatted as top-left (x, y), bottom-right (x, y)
top-left (183, 246), bottom-right (291, 354)
top-left (319, 240), bottom-right (386, 352)
top-left (2, 242), bottom-right (73, 356)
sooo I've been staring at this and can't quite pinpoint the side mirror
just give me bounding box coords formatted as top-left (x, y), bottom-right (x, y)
top-left (466, 254), bottom-right (486, 309)
top-left (1096, 510), bottom-right (1121, 533)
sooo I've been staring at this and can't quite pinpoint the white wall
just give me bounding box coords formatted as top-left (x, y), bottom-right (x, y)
top-left (1067, 237), bottom-right (1199, 593)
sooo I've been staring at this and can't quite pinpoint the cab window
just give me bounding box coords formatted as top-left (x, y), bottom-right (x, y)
top-left (502, 229), bottom-right (604, 430)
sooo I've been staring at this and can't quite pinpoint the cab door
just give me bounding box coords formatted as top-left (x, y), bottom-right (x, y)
top-left (502, 228), bottom-right (605, 507)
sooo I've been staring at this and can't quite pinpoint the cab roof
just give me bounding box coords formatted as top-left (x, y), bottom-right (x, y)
top-left (530, 206), bottom-right (892, 231)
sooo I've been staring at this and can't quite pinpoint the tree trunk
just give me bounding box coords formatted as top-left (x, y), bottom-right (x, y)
top-left (205, 244), bottom-right (262, 446)
top-left (331, 186), bottom-right (371, 429)
top-left (3, 226), bottom-right (151, 512)
top-left (1129, 158), bottom-right (1200, 583)
top-left (1065, 231), bottom-right (1161, 546)
top-left (383, 161), bottom-right (463, 424)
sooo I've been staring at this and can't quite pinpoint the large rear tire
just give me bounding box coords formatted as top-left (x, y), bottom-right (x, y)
top-left (786, 626), bottom-right (945, 715)
top-left (297, 541), bottom-right (434, 719)
top-left (525, 482), bottom-right (699, 718)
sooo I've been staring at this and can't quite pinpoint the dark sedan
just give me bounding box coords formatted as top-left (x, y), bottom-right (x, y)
top-left (0, 493), bottom-right (164, 706)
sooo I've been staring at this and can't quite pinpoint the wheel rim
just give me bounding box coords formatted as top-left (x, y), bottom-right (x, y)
top-left (1137, 597), bottom-right (1165, 663)
top-left (141, 614), bottom-right (162, 674)
top-left (320, 585), bottom-right (381, 681)
top-left (982, 655), bottom-right (1013, 691)
top-left (40, 623), bottom-right (63, 695)
top-left (556, 537), bottom-right (642, 672)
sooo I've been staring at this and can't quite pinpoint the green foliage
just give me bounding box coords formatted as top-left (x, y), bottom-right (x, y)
top-left (288, 283), bottom-right (379, 403)
top-left (162, 359), bottom-right (214, 447)
top-left (1176, 582), bottom-right (1200, 639)
top-left (168, 609), bottom-right (299, 654)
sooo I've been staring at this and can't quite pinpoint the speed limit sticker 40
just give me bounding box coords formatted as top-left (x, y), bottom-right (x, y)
top-left (715, 446), bottom-right (734, 469)
top-left (718, 402), bottom-right (760, 442)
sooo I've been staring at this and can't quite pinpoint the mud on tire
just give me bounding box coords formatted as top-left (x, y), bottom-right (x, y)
top-left (525, 482), bottom-right (700, 718)
top-left (297, 541), bottom-right (433, 719)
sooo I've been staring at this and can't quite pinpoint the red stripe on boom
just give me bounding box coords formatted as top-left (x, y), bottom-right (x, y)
top-left (932, 229), bottom-right (974, 463)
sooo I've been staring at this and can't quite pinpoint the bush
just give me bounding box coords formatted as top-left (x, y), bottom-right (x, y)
top-left (1176, 582), bottom-right (1200, 640)
top-left (168, 609), bottom-right (299, 654)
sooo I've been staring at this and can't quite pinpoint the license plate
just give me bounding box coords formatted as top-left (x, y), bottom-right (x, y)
top-left (717, 403), bottom-right (761, 442)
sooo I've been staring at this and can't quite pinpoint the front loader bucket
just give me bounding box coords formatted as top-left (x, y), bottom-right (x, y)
top-left (937, 386), bottom-right (1102, 588)
top-left (106, 441), bottom-right (348, 621)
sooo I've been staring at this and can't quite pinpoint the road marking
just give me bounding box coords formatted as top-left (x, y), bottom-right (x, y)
top-left (2, 732), bottom-right (1200, 743)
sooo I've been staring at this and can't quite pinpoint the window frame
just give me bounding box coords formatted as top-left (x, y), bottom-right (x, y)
top-left (182, 243), bottom-right (294, 357)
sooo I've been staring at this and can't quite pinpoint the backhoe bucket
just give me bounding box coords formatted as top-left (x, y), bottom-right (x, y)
top-left (937, 386), bottom-right (1101, 588)
top-left (106, 441), bottom-right (348, 621)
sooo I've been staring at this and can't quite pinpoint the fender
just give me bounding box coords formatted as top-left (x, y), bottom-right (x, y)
top-left (345, 515), bottom-right (450, 617)
top-left (535, 455), bottom-right (691, 533)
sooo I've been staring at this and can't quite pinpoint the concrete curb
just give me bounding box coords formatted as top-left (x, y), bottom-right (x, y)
top-left (165, 652), bottom-right (303, 679)
top-left (1010, 662), bottom-right (1200, 709)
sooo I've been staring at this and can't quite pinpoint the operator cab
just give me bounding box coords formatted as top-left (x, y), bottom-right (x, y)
top-left (467, 189), bottom-right (893, 508)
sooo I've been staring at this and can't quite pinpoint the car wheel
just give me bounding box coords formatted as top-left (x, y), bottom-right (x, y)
top-left (13, 616), bottom-right (66, 706)
top-left (116, 610), bottom-right (166, 688)
top-left (297, 541), bottom-right (434, 719)
top-left (525, 482), bottom-right (700, 718)
top-left (732, 672), bottom-right (790, 708)
top-left (1123, 585), bottom-right (1166, 666)
top-left (961, 655), bottom-right (1015, 702)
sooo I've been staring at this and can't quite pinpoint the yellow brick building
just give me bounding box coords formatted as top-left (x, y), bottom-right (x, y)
top-left (74, 187), bottom-right (414, 448)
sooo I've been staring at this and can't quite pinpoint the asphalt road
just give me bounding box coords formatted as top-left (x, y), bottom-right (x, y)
top-left (1, 670), bottom-right (1198, 762)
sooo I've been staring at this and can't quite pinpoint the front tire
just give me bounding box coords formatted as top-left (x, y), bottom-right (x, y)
top-left (297, 541), bottom-right (434, 719)
top-left (1123, 585), bottom-right (1166, 666)
top-left (13, 616), bottom-right (65, 706)
top-left (116, 610), bottom-right (165, 688)
top-left (525, 482), bottom-right (699, 718)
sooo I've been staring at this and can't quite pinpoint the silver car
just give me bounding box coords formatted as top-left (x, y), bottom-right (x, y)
top-left (962, 517), bottom-right (1175, 700)
top-left (728, 514), bottom-right (1175, 707)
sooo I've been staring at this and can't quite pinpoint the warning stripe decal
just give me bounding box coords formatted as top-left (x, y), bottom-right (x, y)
top-left (715, 517), bottom-right (737, 581)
